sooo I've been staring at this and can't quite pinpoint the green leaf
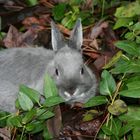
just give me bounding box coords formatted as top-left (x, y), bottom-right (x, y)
top-left (36, 108), bottom-right (47, 117)
top-left (99, 70), bottom-right (116, 96)
top-left (18, 92), bottom-right (33, 111)
top-left (111, 60), bottom-right (140, 74)
top-left (114, 2), bottom-right (140, 18)
top-left (38, 111), bottom-right (54, 120)
top-left (79, 11), bottom-right (93, 26)
top-left (29, 121), bottom-right (44, 134)
top-left (113, 18), bottom-right (133, 29)
top-left (133, 22), bottom-right (140, 31)
top-left (52, 3), bottom-right (67, 21)
top-left (114, 41), bottom-right (140, 56)
top-left (125, 32), bottom-right (135, 41)
top-left (84, 96), bottom-right (108, 108)
top-left (43, 127), bottom-right (53, 139)
top-left (133, 127), bottom-right (140, 140)
top-left (119, 89), bottom-right (140, 98)
top-left (19, 85), bottom-right (40, 104)
top-left (61, 16), bottom-right (76, 29)
top-left (103, 51), bottom-right (123, 69)
top-left (7, 116), bottom-right (22, 127)
top-left (119, 123), bottom-right (134, 137)
top-left (102, 118), bottom-right (122, 137)
top-left (25, 123), bottom-right (35, 132)
top-left (108, 99), bottom-right (128, 116)
top-left (126, 81), bottom-right (140, 89)
top-left (43, 96), bottom-right (64, 107)
top-left (22, 109), bottom-right (36, 124)
top-left (26, 0), bottom-right (38, 6)
top-left (119, 106), bottom-right (140, 122)
top-left (101, 124), bottom-right (113, 136)
top-left (111, 118), bottom-right (122, 136)
top-left (0, 111), bottom-right (10, 127)
top-left (82, 110), bottom-right (100, 122)
top-left (44, 74), bottom-right (58, 98)
top-left (136, 36), bottom-right (140, 44)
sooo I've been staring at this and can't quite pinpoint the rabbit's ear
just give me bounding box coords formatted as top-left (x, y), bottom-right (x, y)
top-left (70, 18), bottom-right (83, 50)
top-left (51, 21), bottom-right (65, 51)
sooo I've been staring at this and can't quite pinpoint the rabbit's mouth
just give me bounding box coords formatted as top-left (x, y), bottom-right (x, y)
top-left (63, 88), bottom-right (84, 102)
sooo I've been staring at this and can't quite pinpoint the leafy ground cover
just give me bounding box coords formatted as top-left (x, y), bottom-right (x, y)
top-left (0, 0), bottom-right (140, 140)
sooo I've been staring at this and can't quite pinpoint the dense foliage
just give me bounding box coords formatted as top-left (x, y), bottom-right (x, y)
top-left (1, 0), bottom-right (140, 140)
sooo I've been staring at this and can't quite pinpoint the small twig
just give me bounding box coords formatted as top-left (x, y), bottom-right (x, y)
top-left (94, 113), bottom-right (110, 140)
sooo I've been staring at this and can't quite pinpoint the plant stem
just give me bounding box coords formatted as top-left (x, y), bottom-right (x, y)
top-left (20, 126), bottom-right (25, 140)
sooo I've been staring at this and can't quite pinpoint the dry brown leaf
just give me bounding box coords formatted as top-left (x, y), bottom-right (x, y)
top-left (3, 25), bottom-right (37, 48)
top-left (90, 21), bottom-right (109, 39)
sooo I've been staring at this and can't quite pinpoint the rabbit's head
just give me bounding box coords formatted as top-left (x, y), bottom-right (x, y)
top-left (48, 19), bottom-right (97, 103)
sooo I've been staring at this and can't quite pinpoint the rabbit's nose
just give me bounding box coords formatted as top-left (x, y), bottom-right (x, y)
top-left (67, 87), bottom-right (76, 95)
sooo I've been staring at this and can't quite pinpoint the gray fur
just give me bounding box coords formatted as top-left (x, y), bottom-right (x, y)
top-left (0, 19), bottom-right (97, 112)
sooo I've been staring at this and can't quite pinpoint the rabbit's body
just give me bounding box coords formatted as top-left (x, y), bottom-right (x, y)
top-left (0, 19), bottom-right (97, 112)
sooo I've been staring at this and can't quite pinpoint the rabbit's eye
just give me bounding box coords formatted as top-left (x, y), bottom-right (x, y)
top-left (80, 67), bottom-right (84, 75)
top-left (55, 68), bottom-right (59, 76)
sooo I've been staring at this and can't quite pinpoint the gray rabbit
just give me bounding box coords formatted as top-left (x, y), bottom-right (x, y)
top-left (0, 19), bottom-right (97, 112)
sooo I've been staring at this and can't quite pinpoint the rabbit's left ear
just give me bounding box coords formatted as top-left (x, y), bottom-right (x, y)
top-left (70, 18), bottom-right (83, 50)
top-left (51, 21), bottom-right (65, 51)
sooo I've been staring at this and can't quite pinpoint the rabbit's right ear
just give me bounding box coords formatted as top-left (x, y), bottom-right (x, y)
top-left (51, 21), bottom-right (65, 51)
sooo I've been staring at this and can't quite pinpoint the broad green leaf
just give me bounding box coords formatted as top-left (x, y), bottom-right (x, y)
top-left (0, 111), bottom-right (10, 127)
top-left (43, 96), bottom-right (64, 107)
top-left (22, 109), bottom-right (36, 124)
top-left (127, 134), bottom-right (133, 140)
top-left (103, 51), bottom-right (123, 69)
top-left (36, 108), bottom-right (47, 117)
top-left (79, 11), bottom-right (94, 26)
top-left (133, 22), bottom-right (140, 31)
top-left (114, 2), bottom-right (140, 18)
top-left (126, 81), bottom-right (140, 89)
top-left (136, 36), bottom-right (140, 44)
top-left (44, 74), bottom-right (58, 98)
top-left (52, 3), bottom-right (67, 21)
top-left (133, 127), bottom-right (140, 140)
top-left (119, 106), bottom-right (140, 122)
top-left (99, 70), bottom-right (116, 96)
top-left (119, 89), bottom-right (140, 98)
top-left (26, 0), bottom-right (38, 6)
top-left (18, 92), bottom-right (33, 111)
top-left (114, 41), bottom-right (140, 56)
top-left (101, 124), bottom-right (113, 136)
top-left (124, 32), bottom-right (135, 41)
top-left (113, 18), bottom-right (133, 29)
top-left (84, 96), bottom-right (108, 108)
top-left (108, 99), bottom-right (128, 116)
top-left (25, 123), bottom-right (35, 132)
top-left (82, 110), bottom-right (100, 122)
top-left (119, 123), bottom-right (134, 137)
top-left (61, 16), bottom-right (76, 29)
top-left (38, 111), bottom-right (54, 120)
top-left (125, 75), bottom-right (140, 84)
top-left (15, 99), bottom-right (21, 110)
top-left (82, 113), bottom-right (94, 122)
top-left (111, 118), bottom-right (122, 136)
top-left (102, 118), bottom-right (121, 137)
top-left (111, 60), bottom-right (140, 74)
top-left (43, 127), bottom-right (53, 139)
top-left (7, 116), bottom-right (22, 127)
top-left (19, 85), bottom-right (40, 104)
top-left (29, 121), bottom-right (44, 134)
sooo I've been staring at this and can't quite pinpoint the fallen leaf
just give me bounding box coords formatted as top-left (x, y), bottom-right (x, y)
top-left (3, 25), bottom-right (37, 48)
